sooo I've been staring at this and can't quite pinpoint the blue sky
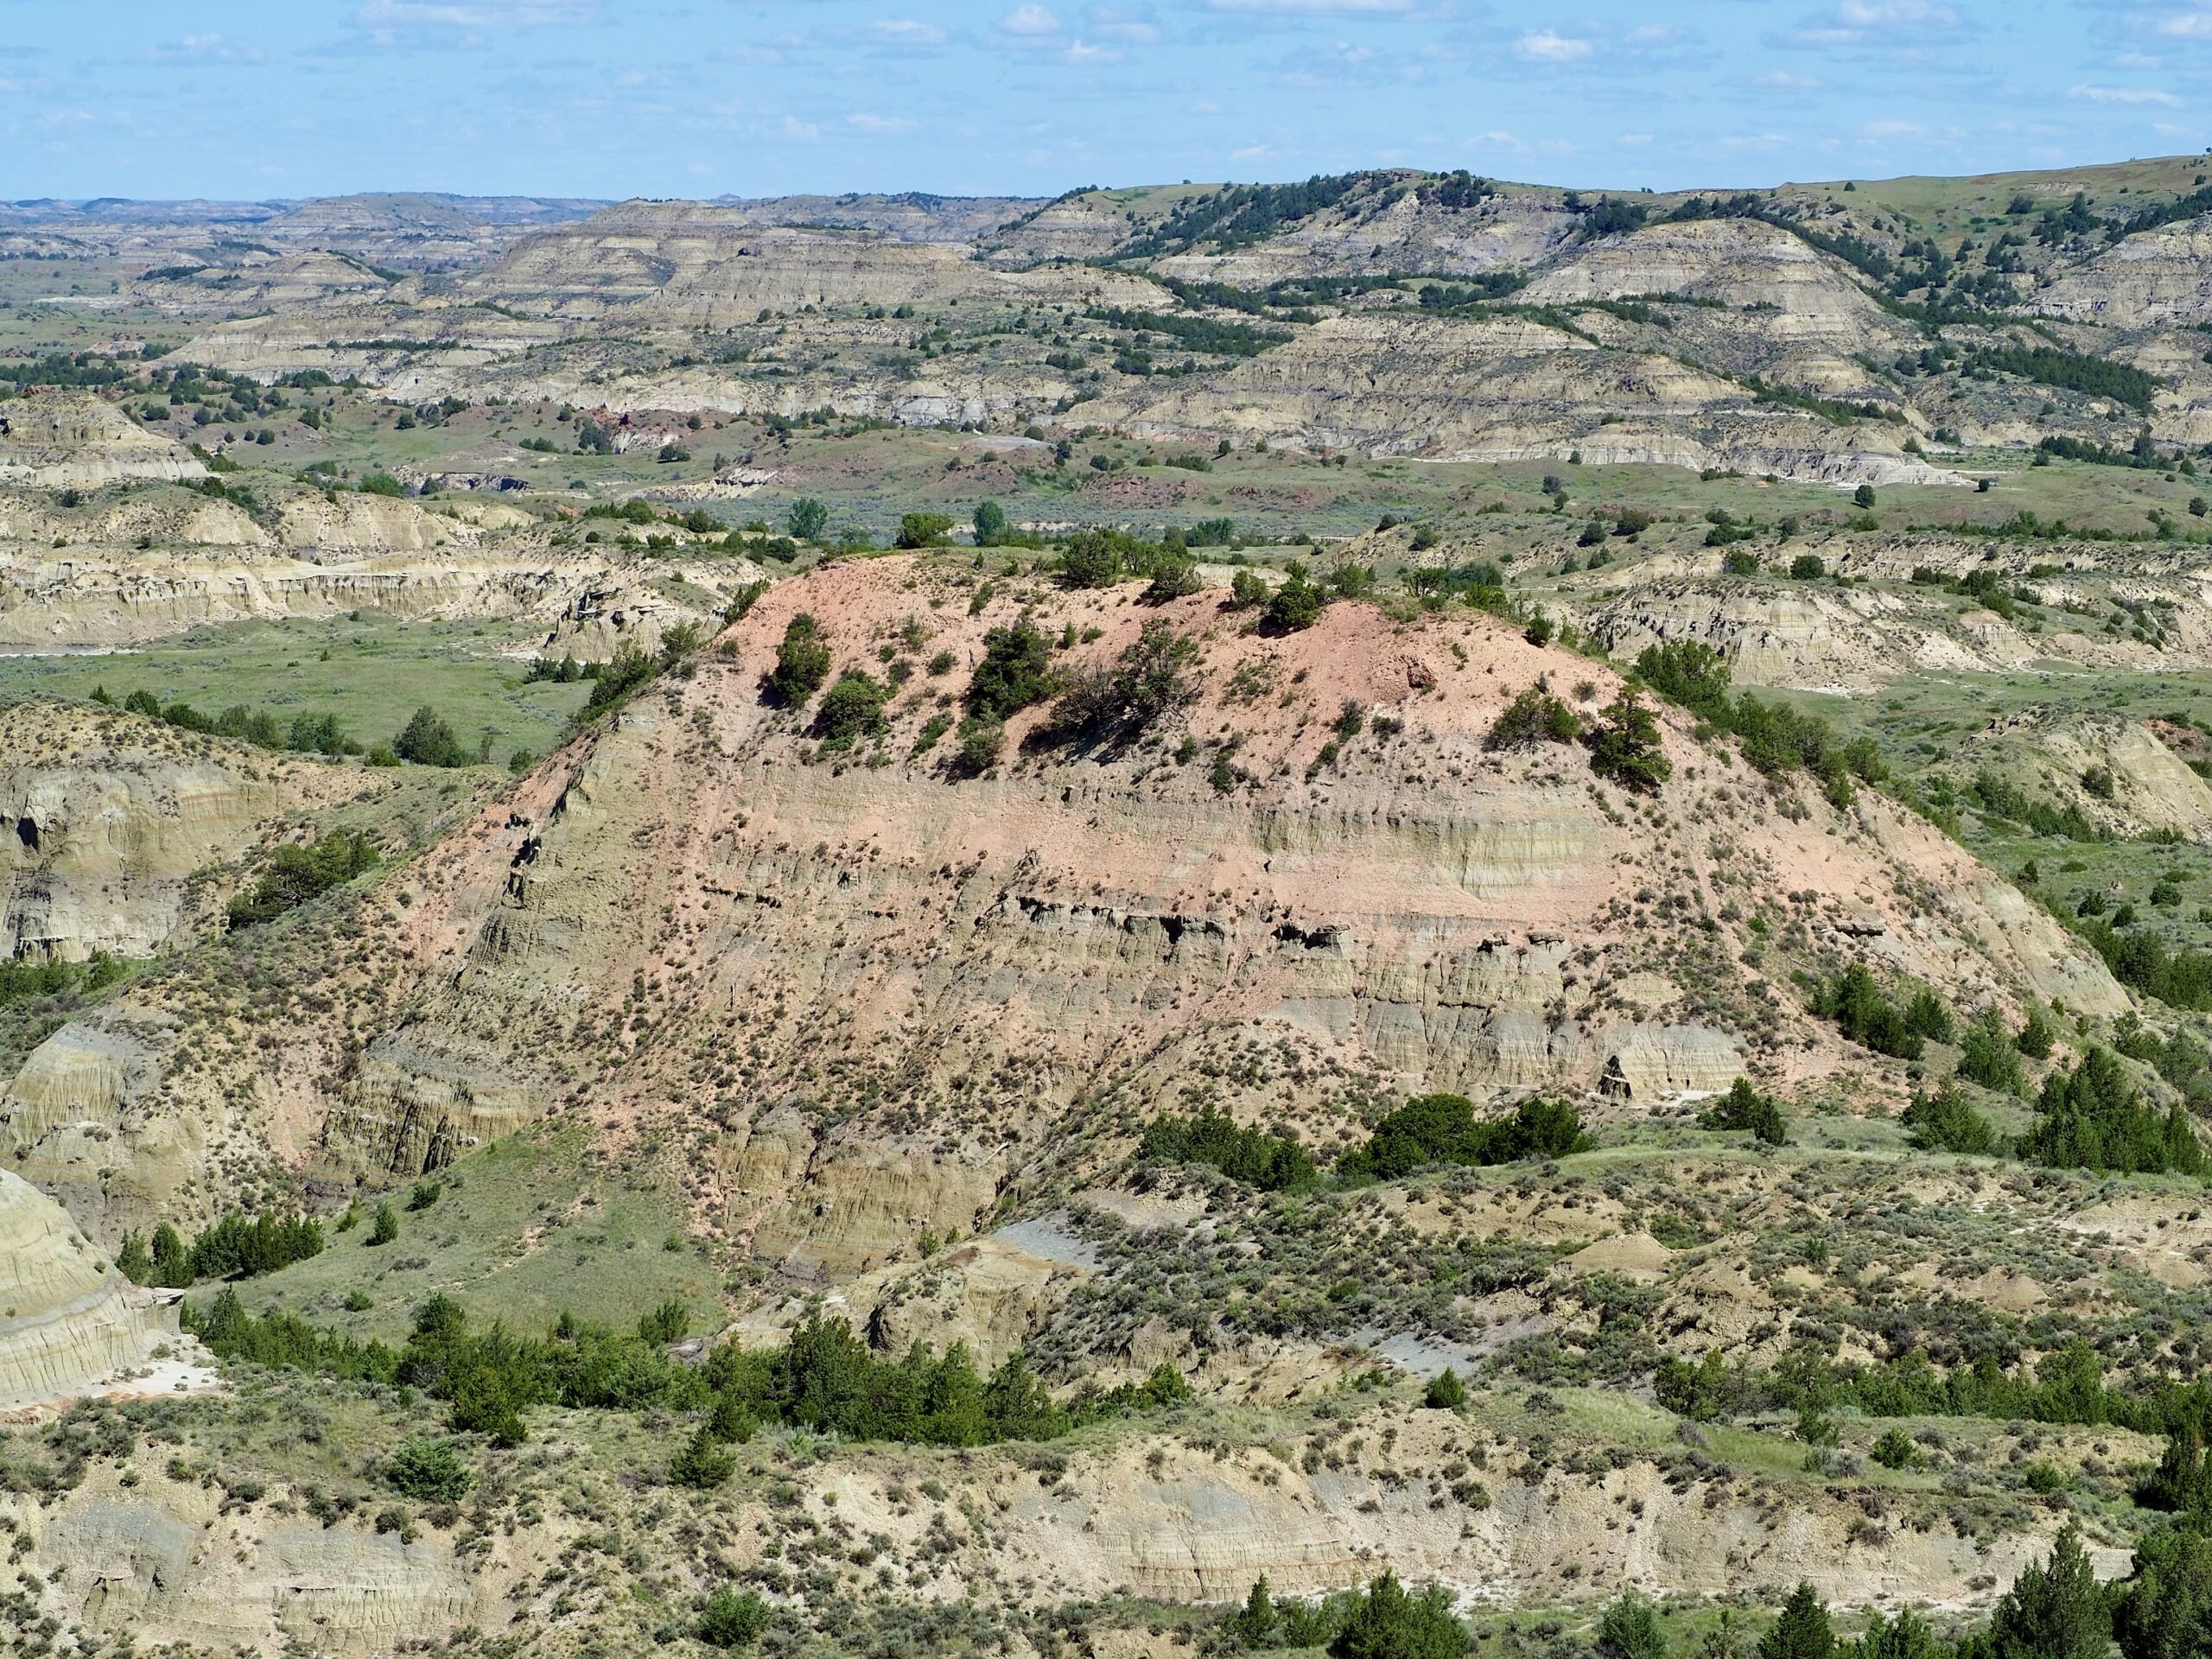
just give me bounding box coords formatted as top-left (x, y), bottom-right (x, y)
top-left (5, 1), bottom-right (2211, 200)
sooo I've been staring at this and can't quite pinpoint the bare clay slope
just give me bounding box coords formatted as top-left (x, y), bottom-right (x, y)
top-left (291, 557), bottom-right (2118, 1272)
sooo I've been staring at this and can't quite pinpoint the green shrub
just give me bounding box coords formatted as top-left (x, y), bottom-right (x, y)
top-left (1485, 686), bottom-right (1580, 750)
top-left (949, 721), bottom-right (1001, 779)
top-left (699, 1586), bottom-right (771, 1649)
top-left (895, 512), bottom-right (954, 549)
top-left (579, 642), bottom-right (658, 717)
top-left (1423, 1369), bottom-right (1467, 1410)
top-left (385, 1439), bottom-right (472, 1501)
top-left (1339, 1095), bottom-right (1589, 1183)
top-left (367, 1203), bottom-right (399, 1247)
top-left (393, 705), bottom-right (469, 767)
top-left (226, 830), bottom-right (378, 929)
top-left (1263, 570), bottom-right (1327, 632)
top-left (1902, 1084), bottom-right (1999, 1155)
top-left (1139, 1105), bottom-right (1316, 1192)
top-left (639, 1299), bottom-right (689, 1344)
top-left (1060, 530), bottom-right (1125, 588)
top-left (1585, 688), bottom-right (1671, 793)
top-left (1699, 1077), bottom-right (1787, 1144)
top-left (767, 613), bottom-right (832, 702)
top-left (811, 671), bottom-right (889, 748)
top-left (1598, 1593), bottom-right (1669, 1659)
top-left (967, 621), bottom-right (1055, 721)
top-left (670, 1425), bottom-right (736, 1489)
top-left (1871, 1428), bottom-right (1922, 1471)
top-left (786, 499), bottom-right (829, 541)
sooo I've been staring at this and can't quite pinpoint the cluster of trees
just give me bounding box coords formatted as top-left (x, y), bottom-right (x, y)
top-left (118, 1211), bottom-right (323, 1287)
top-left (1904, 1081), bottom-right (2003, 1155)
top-left (1970, 346), bottom-right (2158, 413)
top-left (1087, 305), bottom-right (1291, 358)
top-left (1969, 768), bottom-right (2101, 841)
top-left (186, 1292), bottom-right (1191, 1451)
top-left (1635, 642), bottom-right (1884, 806)
top-left (2075, 917), bottom-right (2212, 1014)
top-left (1226, 1570), bottom-right (1467, 1657)
top-left (1808, 963), bottom-right (1953, 1062)
top-left (0, 950), bottom-right (125, 1009)
top-left (1138, 1105), bottom-right (1319, 1192)
top-left (226, 828), bottom-right (378, 929)
top-left (1138, 1094), bottom-right (1589, 1193)
top-left (104, 688), bottom-right (361, 758)
top-left (1338, 1094), bottom-right (1590, 1183)
top-left (1226, 1533), bottom-right (2172, 1659)
top-left (1116, 173), bottom-right (1372, 257)
top-left (2021, 1046), bottom-right (2205, 1177)
top-left (1699, 1077), bottom-right (1789, 1144)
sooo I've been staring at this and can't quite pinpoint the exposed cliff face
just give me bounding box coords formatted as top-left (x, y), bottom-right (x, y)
top-left (29, 556), bottom-right (2112, 1258)
top-left (0, 1166), bottom-right (179, 1413)
top-left (1522, 218), bottom-right (1892, 340)
top-left (1091, 313), bottom-right (1961, 486)
top-left (0, 489), bottom-right (757, 653)
top-left (2044, 214), bottom-right (2212, 327)
top-left (0, 702), bottom-right (370, 961)
top-left (0, 395), bottom-right (205, 489)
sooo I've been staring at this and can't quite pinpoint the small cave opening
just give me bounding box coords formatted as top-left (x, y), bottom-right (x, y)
top-left (14, 817), bottom-right (37, 852)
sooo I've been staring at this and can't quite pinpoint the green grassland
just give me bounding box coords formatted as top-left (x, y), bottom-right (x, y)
top-left (213, 1123), bottom-right (722, 1345)
top-left (0, 614), bottom-right (591, 767)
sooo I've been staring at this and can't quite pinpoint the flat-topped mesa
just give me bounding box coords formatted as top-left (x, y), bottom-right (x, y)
top-left (0, 393), bottom-right (205, 489)
top-left (0, 1166), bottom-right (178, 1413)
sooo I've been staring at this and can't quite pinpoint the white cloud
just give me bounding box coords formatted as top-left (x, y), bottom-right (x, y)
top-left (848, 111), bottom-right (918, 132)
top-left (1065, 37), bottom-right (1125, 60)
top-left (1090, 7), bottom-right (1160, 44)
top-left (2158, 11), bottom-right (2212, 38)
top-left (1756, 69), bottom-right (1821, 88)
top-left (1859, 118), bottom-right (1928, 137)
top-left (1468, 129), bottom-right (1525, 149)
top-left (2070, 83), bottom-right (2182, 104)
top-left (150, 33), bottom-right (266, 63)
top-left (997, 4), bottom-right (1062, 35)
top-left (353, 1), bottom-right (597, 24)
top-left (1231, 143), bottom-right (1272, 159)
top-left (868, 18), bottom-right (946, 47)
top-left (1515, 29), bottom-right (1592, 62)
top-left (1835, 0), bottom-right (1957, 27)
top-left (1618, 131), bottom-right (1654, 146)
top-left (779, 114), bottom-right (820, 140)
top-left (1207, 0), bottom-right (1413, 13)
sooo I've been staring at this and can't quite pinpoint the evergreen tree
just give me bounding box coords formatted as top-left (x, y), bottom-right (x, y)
top-left (1599, 1592), bottom-right (1669, 1659)
top-left (1330, 1571), bottom-right (1469, 1659)
top-left (1985, 1524), bottom-right (2110, 1659)
top-left (151, 1222), bottom-right (192, 1287)
top-left (767, 613), bottom-right (832, 703)
top-left (1757, 1583), bottom-right (1834, 1659)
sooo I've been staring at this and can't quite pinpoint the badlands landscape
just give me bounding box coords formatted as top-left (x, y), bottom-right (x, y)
top-left (12, 161), bottom-right (2212, 1658)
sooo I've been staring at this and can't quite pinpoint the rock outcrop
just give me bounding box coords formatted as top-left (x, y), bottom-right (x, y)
top-left (0, 394), bottom-right (205, 489)
top-left (0, 1166), bottom-right (177, 1412)
top-left (35, 555), bottom-right (2109, 1251)
top-left (0, 704), bottom-right (368, 960)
